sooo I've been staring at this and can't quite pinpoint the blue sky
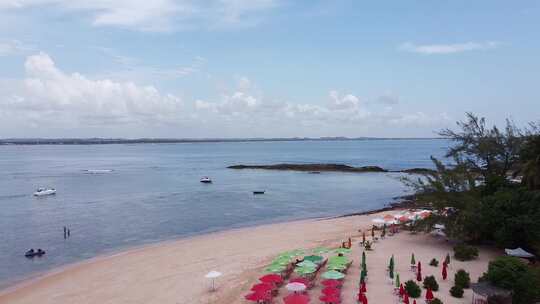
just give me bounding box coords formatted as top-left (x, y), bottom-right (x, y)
top-left (0, 0), bottom-right (539, 138)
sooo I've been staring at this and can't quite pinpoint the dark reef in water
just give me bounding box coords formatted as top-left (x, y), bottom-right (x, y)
top-left (228, 163), bottom-right (435, 174)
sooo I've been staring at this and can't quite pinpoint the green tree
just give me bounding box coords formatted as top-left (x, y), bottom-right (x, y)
top-left (481, 256), bottom-right (540, 304)
top-left (439, 113), bottom-right (522, 183)
top-left (519, 130), bottom-right (540, 190)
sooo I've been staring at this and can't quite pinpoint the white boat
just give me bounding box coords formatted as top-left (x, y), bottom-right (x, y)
top-left (33, 188), bottom-right (56, 196)
top-left (200, 177), bottom-right (212, 183)
top-left (84, 169), bottom-right (113, 174)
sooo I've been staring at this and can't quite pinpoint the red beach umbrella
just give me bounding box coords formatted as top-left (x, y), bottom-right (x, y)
top-left (322, 287), bottom-right (340, 295)
top-left (442, 263), bottom-right (448, 280)
top-left (360, 281), bottom-right (367, 293)
top-left (284, 293), bottom-right (310, 304)
top-left (321, 279), bottom-right (341, 288)
top-left (403, 293), bottom-right (410, 304)
top-left (290, 277), bottom-right (310, 286)
top-left (399, 283), bottom-right (405, 296)
top-left (251, 283), bottom-right (273, 293)
top-left (417, 261), bottom-right (422, 273)
top-left (319, 294), bottom-right (341, 304)
top-left (413, 300), bottom-right (417, 304)
top-left (416, 262), bottom-right (423, 282)
top-left (425, 288), bottom-right (434, 301)
top-left (245, 291), bottom-right (271, 302)
top-left (357, 290), bottom-right (364, 301)
top-left (362, 294), bottom-right (368, 304)
top-left (260, 274), bottom-right (283, 285)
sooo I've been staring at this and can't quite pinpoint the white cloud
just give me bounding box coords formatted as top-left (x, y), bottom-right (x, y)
top-left (398, 41), bottom-right (500, 55)
top-left (195, 77), bottom-right (260, 115)
top-left (328, 90), bottom-right (360, 110)
top-left (0, 0), bottom-right (280, 31)
top-left (0, 39), bottom-right (34, 56)
top-left (2, 52), bottom-right (183, 126)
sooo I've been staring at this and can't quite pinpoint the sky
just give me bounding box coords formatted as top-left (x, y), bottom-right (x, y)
top-left (0, 0), bottom-right (539, 138)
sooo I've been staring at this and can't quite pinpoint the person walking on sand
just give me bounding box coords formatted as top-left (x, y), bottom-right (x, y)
top-left (63, 226), bottom-right (67, 239)
top-left (67, 229), bottom-right (70, 238)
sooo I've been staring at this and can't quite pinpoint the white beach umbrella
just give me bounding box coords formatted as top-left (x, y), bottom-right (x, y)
top-left (372, 218), bottom-right (385, 227)
top-left (286, 282), bottom-right (307, 293)
top-left (205, 271), bottom-right (222, 291)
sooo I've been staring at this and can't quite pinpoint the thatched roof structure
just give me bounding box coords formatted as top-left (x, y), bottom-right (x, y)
top-left (471, 282), bottom-right (512, 298)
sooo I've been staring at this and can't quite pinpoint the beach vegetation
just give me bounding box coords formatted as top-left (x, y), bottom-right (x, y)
top-left (402, 113), bottom-right (540, 252)
top-left (454, 269), bottom-right (471, 288)
top-left (453, 244), bottom-right (479, 261)
top-left (481, 256), bottom-right (540, 304)
top-left (429, 258), bottom-right (439, 267)
top-left (423, 275), bottom-right (439, 291)
top-left (450, 285), bottom-right (464, 298)
top-left (404, 280), bottom-right (422, 298)
top-left (430, 298), bottom-right (443, 304)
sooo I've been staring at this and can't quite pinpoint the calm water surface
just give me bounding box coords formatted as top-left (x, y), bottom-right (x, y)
top-left (0, 139), bottom-right (448, 288)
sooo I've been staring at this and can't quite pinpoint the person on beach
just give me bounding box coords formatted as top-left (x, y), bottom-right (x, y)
top-left (67, 229), bottom-right (70, 237)
top-left (64, 226), bottom-right (67, 239)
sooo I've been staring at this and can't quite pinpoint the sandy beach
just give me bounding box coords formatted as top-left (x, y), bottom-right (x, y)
top-left (0, 211), bottom-right (500, 304)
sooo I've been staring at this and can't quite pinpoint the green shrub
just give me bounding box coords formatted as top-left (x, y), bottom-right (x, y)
top-left (454, 269), bottom-right (471, 288)
top-left (453, 244), bottom-right (479, 261)
top-left (429, 258), bottom-right (439, 267)
top-left (430, 298), bottom-right (443, 304)
top-left (423, 275), bottom-right (439, 291)
top-left (481, 256), bottom-right (540, 304)
top-left (450, 285), bottom-right (464, 298)
top-left (404, 280), bottom-right (421, 298)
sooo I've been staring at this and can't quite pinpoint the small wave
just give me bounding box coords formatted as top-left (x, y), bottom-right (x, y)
top-left (0, 194), bottom-right (27, 200)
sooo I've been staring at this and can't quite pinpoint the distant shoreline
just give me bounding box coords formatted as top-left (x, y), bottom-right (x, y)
top-left (0, 137), bottom-right (445, 145)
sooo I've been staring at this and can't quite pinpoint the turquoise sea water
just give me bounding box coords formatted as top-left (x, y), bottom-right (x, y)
top-left (0, 139), bottom-right (448, 288)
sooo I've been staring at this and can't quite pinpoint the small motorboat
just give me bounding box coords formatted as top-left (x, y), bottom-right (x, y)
top-left (253, 191), bottom-right (265, 195)
top-left (25, 248), bottom-right (46, 258)
top-left (33, 188), bottom-right (56, 196)
top-left (84, 169), bottom-right (113, 174)
top-left (200, 177), bottom-right (212, 183)
top-left (309, 171), bottom-right (321, 174)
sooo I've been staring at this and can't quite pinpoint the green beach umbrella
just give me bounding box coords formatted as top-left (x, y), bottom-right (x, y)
top-left (272, 256), bottom-right (290, 265)
top-left (445, 253), bottom-right (451, 265)
top-left (334, 248), bottom-right (351, 254)
top-left (271, 260), bottom-right (289, 266)
top-left (389, 267), bottom-right (394, 279)
top-left (303, 255), bottom-right (323, 263)
top-left (329, 256), bottom-right (349, 265)
top-left (265, 265), bottom-right (286, 273)
top-left (294, 266), bottom-right (316, 275)
top-left (297, 260), bottom-right (317, 268)
top-left (321, 270), bottom-right (345, 280)
top-left (360, 270), bottom-right (366, 283)
top-left (411, 253), bottom-right (416, 265)
top-left (313, 247), bottom-right (330, 254)
top-left (395, 273), bottom-right (400, 288)
top-left (362, 263), bottom-right (367, 276)
top-left (327, 263), bottom-right (347, 271)
top-left (361, 251), bottom-right (367, 267)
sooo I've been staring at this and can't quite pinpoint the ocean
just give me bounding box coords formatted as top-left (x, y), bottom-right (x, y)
top-left (0, 139), bottom-right (448, 288)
